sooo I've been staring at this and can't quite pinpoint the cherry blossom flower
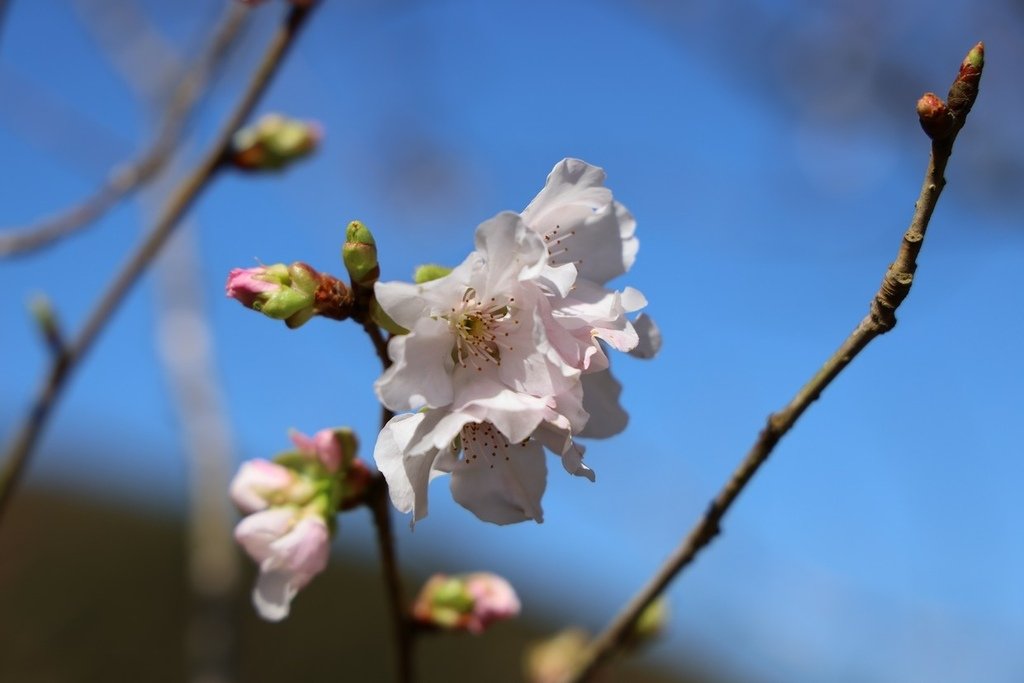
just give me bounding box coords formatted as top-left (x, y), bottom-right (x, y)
top-left (373, 212), bottom-right (584, 429)
top-left (234, 508), bottom-right (330, 621)
top-left (372, 159), bottom-right (659, 525)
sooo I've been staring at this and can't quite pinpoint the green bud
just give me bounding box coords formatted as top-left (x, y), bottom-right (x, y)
top-left (284, 306), bottom-right (317, 329)
top-left (288, 262), bottom-right (320, 295)
top-left (230, 113), bottom-right (322, 172)
top-left (433, 578), bottom-right (475, 613)
top-left (342, 220), bottom-right (380, 287)
top-left (260, 287), bottom-right (315, 319)
top-left (413, 263), bottom-right (453, 284)
top-left (633, 598), bottom-right (668, 641)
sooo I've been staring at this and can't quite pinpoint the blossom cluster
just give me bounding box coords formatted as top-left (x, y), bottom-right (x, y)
top-left (373, 158), bottom-right (659, 526)
top-left (230, 428), bottom-right (370, 620)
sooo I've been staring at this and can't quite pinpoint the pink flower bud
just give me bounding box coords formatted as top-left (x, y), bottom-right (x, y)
top-left (413, 572), bottom-right (520, 634)
top-left (234, 508), bottom-right (331, 621)
top-left (225, 266), bottom-right (281, 309)
top-left (463, 572), bottom-right (521, 633)
top-left (230, 459), bottom-right (300, 513)
top-left (290, 428), bottom-right (344, 472)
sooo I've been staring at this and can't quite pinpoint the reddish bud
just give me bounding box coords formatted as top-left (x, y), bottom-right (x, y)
top-left (916, 93), bottom-right (954, 140)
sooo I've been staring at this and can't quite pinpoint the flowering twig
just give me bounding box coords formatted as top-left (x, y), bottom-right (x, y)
top-left (0, 3), bottom-right (318, 525)
top-left (569, 42), bottom-right (985, 682)
top-left (0, 3), bottom-right (249, 257)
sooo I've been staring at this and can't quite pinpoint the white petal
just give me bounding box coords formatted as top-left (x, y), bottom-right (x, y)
top-left (620, 286), bottom-right (647, 312)
top-left (521, 158), bottom-right (638, 285)
top-left (579, 369), bottom-right (629, 439)
top-left (234, 507), bottom-right (296, 564)
top-left (629, 313), bottom-right (662, 359)
top-left (252, 570), bottom-right (295, 622)
top-left (375, 413), bottom-right (448, 525)
top-left (374, 257), bottom-right (476, 329)
top-left (474, 211), bottom-right (548, 296)
top-left (374, 319), bottom-right (455, 411)
top-left (373, 280), bottom-right (430, 330)
top-left (450, 425), bottom-right (547, 525)
top-left (251, 516), bottom-right (330, 621)
top-left (374, 414), bottom-right (421, 514)
top-left (559, 441), bottom-right (595, 481)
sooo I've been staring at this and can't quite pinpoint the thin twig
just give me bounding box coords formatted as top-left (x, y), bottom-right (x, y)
top-left (0, 3), bottom-right (318, 525)
top-left (569, 43), bottom-right (985, 682)
top-left (0, 3), bottom-right (249, 257)
top-left (363, 316), bottom-right (415, 683)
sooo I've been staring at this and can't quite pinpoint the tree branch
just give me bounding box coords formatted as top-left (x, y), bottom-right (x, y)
top-left (569, 42), bottom-right (985, 682)
top-left (0, 3), bottom-right (249, 257)
top-left (0, 3), bottom-right (318, 525)
top-left (363, 317), bottom-right (415, 682)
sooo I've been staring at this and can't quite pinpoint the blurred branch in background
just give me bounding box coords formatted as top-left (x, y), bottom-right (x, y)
top-left (0, 3), bottom-right (249, 257)
top-left (156, 219), bottom-right (241, 683)
top-left (621, 0), bottom-right (1022, 209)
top-left (570, 42), bottom-right (986, 682)
top-left (0, 1), bottom-right (8, 50)
top-left (0, 2), bottom-right (318, 526)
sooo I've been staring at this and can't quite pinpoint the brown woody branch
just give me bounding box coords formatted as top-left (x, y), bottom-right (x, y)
top-left (570, 42), bottom-right (985, 682)
top-left (0, 3), bottom-right (318, 525)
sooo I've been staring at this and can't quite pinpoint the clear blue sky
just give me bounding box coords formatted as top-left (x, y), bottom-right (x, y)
top-left (2, 2), bottom-right (1023, 681)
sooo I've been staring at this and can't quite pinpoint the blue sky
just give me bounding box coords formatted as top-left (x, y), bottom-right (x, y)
top-left (2, 2), bottom-right (1023, 681)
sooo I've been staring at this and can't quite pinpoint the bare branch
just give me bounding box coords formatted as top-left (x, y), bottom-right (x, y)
top-left (0, 3), bottom-right (319, 526)
top-left (0, 4), bottom-right (249, 257)
top-left (570, 42), bottom-right (986, 682)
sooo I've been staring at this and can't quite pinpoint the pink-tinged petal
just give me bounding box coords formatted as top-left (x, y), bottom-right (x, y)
top-left (375, 319), bottom-right (455, 411)
top-left (234, 507), bottom-right (297, 564)
top-left (594, 323), bottom-right (638, 353)
top-left (252, 516), bottom-right (330, 622)
top-left (579, 369), bottom-right (629, 439)
top-left (450, 424), bottom-right (546, 525)
top-left (311, 429), bottom-right (342, 471)
top-left (521, 158), bottom-right (638, 285)
top-left (288, 429), bottom-right (342, 472)
top-left (230, 459), bottom-right (297, 513)
top-left (629, 313), bottom-right (662, 359)
top-left (225, 267), bottom-right (278, 307)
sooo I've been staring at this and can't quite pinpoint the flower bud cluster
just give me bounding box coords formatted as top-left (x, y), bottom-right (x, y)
top-left (412, 572), bottom-right (520, 634)
top-left (226, 262), bottom-right (351, 328)
top-left (231, 428), bottom-right (370, 620)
